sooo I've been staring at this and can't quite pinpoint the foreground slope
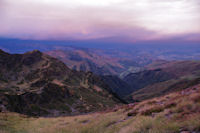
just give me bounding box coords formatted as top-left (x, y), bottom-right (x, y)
top-left (0, 49), bottom-right (120, 116)
top-left (1, 83), bottom-right (200, 133)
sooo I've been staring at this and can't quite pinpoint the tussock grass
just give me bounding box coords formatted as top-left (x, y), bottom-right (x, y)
top-left (1, 85), bottom-right (200, 133)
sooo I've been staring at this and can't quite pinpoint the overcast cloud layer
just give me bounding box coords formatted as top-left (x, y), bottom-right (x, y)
top-left (0, 0), bottom-right (200, 41)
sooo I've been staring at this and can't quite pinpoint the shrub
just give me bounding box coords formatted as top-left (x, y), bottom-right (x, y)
top-left (141, 105), bottom-right (164, 116)
top-left (147, 100), bottom-right (157, 105)
top-left (191, 94), bottom-right (200, 103)
top-left (127, 111), bottom-right (138, 116)
top-left (164, 102), bottom-right (177, 109)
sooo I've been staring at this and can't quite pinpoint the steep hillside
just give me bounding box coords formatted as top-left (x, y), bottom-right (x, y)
top-left (1, 83), bottom-right (200, 133)
top-left (100, 75), bottom-right (133, 100)
top-left (145, 60), bottom-right (200, 77)
top-left (124, 68), bottom-right (174, 90)
top-left (129, 77), bottom-right (200, 101)
top-left (0, 49), bottom-right (121, 116)
top-left (124, 60), bottom-right (200, 102)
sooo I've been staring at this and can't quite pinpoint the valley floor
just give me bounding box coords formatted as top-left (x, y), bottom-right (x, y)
top-left (1, 84), bottom-right (200, 133)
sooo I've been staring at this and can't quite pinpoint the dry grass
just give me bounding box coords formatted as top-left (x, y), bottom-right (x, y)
top-left (1, 85), bottom-right (200, 133)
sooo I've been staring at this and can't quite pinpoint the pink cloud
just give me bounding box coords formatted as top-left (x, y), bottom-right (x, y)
top-left (0, 0), bottom-right (200, 42)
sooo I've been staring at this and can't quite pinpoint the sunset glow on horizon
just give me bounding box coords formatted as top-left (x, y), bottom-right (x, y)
top-left (0, 0), bottom-right (200, 42)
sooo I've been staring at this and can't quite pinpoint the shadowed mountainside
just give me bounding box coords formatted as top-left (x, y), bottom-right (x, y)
top-left (0, 49), bottom-right (122, 116)
top-left (124, 60), bottom-right (200, 102)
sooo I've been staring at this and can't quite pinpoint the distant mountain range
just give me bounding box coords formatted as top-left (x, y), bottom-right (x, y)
top-left (1, 39), bottom-right (200, 78)
top-left (46, 49), bottom-right (144, 76)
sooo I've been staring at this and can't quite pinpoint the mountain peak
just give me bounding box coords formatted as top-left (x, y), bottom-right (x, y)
top-left (25, 49), bottom-right (42, 55)
top-left (0, 49), bottom-right (9, 55)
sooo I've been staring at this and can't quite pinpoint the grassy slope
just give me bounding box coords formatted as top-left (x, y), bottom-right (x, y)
top-left (1, 84), bottom-right (200, 133)
top-left (125, 60), bottom-right (200, 102)
top-left (129, 75), bottom-right (200, 102)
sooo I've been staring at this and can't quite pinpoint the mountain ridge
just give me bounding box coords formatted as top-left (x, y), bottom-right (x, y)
top-left (0, 49), bottom-right (122, 116)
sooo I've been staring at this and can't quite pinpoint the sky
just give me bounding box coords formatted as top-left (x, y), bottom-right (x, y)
top-left (0, 0), bottom-right (200, 42)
